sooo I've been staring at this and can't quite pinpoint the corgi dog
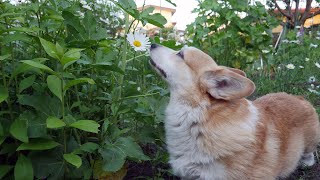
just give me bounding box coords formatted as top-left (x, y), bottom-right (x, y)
top-left (149, 44), bottom-right (320, 180)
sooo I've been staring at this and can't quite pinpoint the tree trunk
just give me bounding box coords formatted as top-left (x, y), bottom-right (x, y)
top-left (272, 0), bottom-right (320, 29)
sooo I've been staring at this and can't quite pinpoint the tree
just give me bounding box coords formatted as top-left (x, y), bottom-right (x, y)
top-left (271, 0), bottom-right (320, 28)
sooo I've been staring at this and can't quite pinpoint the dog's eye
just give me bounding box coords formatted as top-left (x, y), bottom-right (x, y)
top-left (176, 51), bottom-right (184, 59)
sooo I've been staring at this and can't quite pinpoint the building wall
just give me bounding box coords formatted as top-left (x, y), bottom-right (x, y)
top-left (272, 14), bottom-right (320, 33)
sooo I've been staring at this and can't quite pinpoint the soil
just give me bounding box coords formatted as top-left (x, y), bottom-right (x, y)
top-left (283, 163), bottom-right (320, 180)
top-left (124, 162), bottom-right (320, 180)
top-left (124, 145), bottom-right (320, 180)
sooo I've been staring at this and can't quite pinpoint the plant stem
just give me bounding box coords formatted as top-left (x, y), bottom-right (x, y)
top-left (122, 92), bottom-right (160, 100)
top-left (60, 68), bottom-right (66, 154)
top-left (126, 53), bottom-right (147, 62)
top-left (117, 12), bottom-right (130, 100)
top-left (61, 72), bottom-right (65, 120)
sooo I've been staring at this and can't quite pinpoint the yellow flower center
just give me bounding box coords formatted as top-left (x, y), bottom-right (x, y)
top-left (133, 40), bottom-right (142, 47)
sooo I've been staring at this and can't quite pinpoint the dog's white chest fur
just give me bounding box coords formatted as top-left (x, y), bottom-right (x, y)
top-left (165, 100), bottom-right (226, 180)
top-left (164, 99), bottom-right (259, 180)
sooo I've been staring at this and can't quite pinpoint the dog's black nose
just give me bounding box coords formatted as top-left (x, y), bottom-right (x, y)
top-left (150, 44), bottom-right (158, 49)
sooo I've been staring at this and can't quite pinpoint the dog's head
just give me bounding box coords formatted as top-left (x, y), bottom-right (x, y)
top-left (149, 44), bottom-right (255, 100)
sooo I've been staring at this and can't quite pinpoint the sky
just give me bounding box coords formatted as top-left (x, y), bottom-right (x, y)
top-left (135, 0), bottom-right (198, 30)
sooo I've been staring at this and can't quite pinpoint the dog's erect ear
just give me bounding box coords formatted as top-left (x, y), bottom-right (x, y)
top-left (226, 67), bottom-right (247, 77)
top-left (200, 69), bottom-right (255, 100)
top-left (219, 66), bottom-right (247, 77)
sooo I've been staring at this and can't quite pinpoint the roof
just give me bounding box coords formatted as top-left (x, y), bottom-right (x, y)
top-left (274, 7), bottom-right (320, 14)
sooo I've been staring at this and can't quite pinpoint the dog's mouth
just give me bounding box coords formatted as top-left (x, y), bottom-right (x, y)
top-left (150, 59), bottom-right (167, 78)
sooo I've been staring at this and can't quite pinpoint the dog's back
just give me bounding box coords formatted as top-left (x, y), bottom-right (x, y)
top-left (251, 93), bottom-right (320, 178)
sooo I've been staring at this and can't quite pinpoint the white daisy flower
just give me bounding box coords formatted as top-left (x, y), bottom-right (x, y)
top-left (126, 31), bottom-right (151, 52)
top-left (308, 88), bottom-right (320, 95)
top-left (315, 62), bottom-right (320, 68)
top-left (305, 58), bottom-right (310, 61)
top-left (76, 11), bottom-right (84, 17)
top-left (80, 0), bottom-right (87, 5)
top-left (282, 39), bottom-right (289, 43)
top-left (290, 40), bottom-right (300, 44)
top-left (286, 64), bottom-right (295, 70)
top-left (137, 87), bottom-right (141, 91)
top-left (311, 84), bottom-right (315, 89)
top-left (310, 43), bottom-right (318, 48)
top-left (299, 66), bottom-right (304, 69)
top-left (99, 17), bottom-right (109, 24)
top-left (309, 76), bottom-right (316, 83)
top-left (82, 4), bottom-right (92, 10)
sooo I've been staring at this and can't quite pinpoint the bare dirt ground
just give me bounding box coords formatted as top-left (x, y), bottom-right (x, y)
top-left (124, 146), bottom-right (320, 180)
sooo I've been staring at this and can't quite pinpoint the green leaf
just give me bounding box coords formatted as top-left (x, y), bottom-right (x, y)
top-left (115, 137), bottom-right (149, 160)
top-left (0, 136), bottom-right (5, 145)
top-left (117, 0), bottom-right (139, 19)
top-left (62, 11), bottom-right (86, 39)
top-left (61, 48), bottom-right (83, 67)
top-left (43, 15), bottom-right (64, 21)
top-left (0, 54), bottom-right (11, 61)
top-left (21, 60), bottom-right (54, 72)
top-left (83, 11), bottom-right (96, 39)
top-left (69, 120), bottom-right (100, 133)
top-left (64, 78), bottom-right (95, 92)
top-left (17, 139), bottom-right (59, 151)
top-left (47, 75), bottom-right (62, 101)
top-left (39, 38), bottom-right (59, 60)
top-left (0, 165), bottom-right (13, 179)
top-left (0, 12), bottom-right (24, 19)
top-left (99, 146), bottom-right (126, 172)
top-left (0, 123), bottom-right (3, 136)
top-left (10, 119), bottom-right (28, 143)
top-left (80, 142), bottom-right (99, 153)
top-left (18, 95), bottom-right (61, 117)
top-left (46, 116), bottom-right (66, 128)
top-left (2, 33), bottom-right (32, 44)
top-left (140, 7), bottom-right (155, 17)
top-left (9, 27), bottom-right (41, 33)
top-left (0, 85), bottom-right (9, 103)
top-left (142, 13), bottom-right (167, 28)
top-left (55, 42), bottom-right (64, 57)
top-left (63, 153), bottom-right (82, 168)
top-left (19, 75), bottom-right (36, 93)
top-left (14, 155), bottom-right (33, 180)
top-left (164, 0), bottom-right (176, 6)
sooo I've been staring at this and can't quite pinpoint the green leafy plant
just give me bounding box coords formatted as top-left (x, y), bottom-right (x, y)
top-left (187, 0), bottom-right (278, 68)
top-left (0, 0), bottom-right (169, 179)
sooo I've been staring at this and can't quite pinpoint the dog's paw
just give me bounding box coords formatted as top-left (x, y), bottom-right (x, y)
top-left (300, 153), bottom-right (315, 167)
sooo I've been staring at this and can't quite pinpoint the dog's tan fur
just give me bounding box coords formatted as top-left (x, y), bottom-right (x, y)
top-left (150, 45), bottom-right (320, 179)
